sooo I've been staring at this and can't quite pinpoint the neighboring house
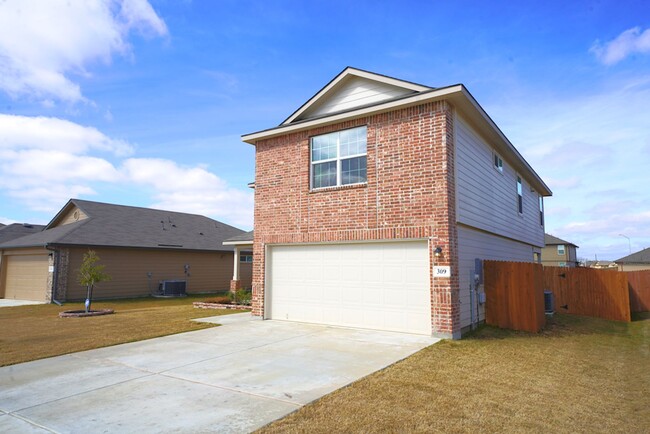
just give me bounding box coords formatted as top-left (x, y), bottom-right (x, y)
top-left (541, 233), bottom-right (579, 267)
top-left (0, 199), bottom-right (251, 302)
top-left (0, 223), bottom-right (46, 244)
top-left (615, 248), bottom-right (650, 271)
top-left (585, 260), bottom-right (618, 269)
top-left (241, 67), bottom-right (552, 338)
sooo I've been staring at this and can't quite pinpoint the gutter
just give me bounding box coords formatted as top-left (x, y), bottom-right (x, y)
top-left (45, 244), bottom-right (62, 306)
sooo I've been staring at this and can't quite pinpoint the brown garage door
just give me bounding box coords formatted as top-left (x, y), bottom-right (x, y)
top-left (4, 255), bottom-right (49, 301)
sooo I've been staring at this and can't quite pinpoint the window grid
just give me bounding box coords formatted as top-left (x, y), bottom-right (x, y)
top-left (311, 126), bottom-right (367, 189)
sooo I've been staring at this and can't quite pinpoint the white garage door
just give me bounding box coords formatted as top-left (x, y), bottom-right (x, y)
top-left (268, 241), bottom-right (431, 335)
top-left (4, 255), bottom-right (49, 301)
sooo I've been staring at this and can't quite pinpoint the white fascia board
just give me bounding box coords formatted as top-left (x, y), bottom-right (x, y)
top-left (222, 240), bottom-right (254, 246)
top-left (243, 84), bottom-right (552, 197)
top-left (243, 85), bottom-right (463, 143)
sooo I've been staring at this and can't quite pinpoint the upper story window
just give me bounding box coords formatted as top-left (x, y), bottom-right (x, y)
top-left (557, 245), bottom-right (565, 255)
top-left (516, 176), bottom-right (523, 214)
top-left (494, 153), bottom-right (503, 173)
top-left (311, 126), bottom-right (367, 189)
top-left (539, 195), bottom-right (544, 226)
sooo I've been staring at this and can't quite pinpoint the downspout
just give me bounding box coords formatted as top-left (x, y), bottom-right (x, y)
top-left (45, 244), bottom-right (62, 306)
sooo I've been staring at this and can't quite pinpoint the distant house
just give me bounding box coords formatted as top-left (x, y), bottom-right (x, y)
top-left (0, 199), bottom-right (250, 302)
top-left (615, 248), bottom-right (650, 272)
top-left (542, 234), bottom-right (579, 267)
top-left (585, 260), bottom-right (618, 269)
top-left (0, 223), bottom-right (46, 244)
top-left (242, 67), bottom-right (552, 338)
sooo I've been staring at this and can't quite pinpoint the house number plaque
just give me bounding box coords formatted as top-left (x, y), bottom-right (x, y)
top-left (433, 266), bottom-right (451, 277)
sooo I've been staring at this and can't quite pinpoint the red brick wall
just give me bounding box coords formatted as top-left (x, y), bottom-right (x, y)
top-left (252, 101), bottom-right (461, 337)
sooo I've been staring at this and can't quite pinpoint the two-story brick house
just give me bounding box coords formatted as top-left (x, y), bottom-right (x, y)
top-left (242, 67), bottom-right (551, 338)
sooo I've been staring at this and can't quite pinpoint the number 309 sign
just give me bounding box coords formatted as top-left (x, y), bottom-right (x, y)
top-left (434, 266), bottom-right (451, 278)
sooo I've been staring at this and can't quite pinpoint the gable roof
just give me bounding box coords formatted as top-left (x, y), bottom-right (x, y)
top-left (0, 199), bottom-right (245, 252)
top-left (0, 223), bottom-right (5, 228)
top-left (615, 247), bottom-right (650, 264)
top-left (544, 233), bottom-right (578, 248)
top-left (0, 223), bottom-right (46, 245)
top-left (282, 67), bottom-right (432, 125)
top-left (242, 67), bottom-right (552, 197)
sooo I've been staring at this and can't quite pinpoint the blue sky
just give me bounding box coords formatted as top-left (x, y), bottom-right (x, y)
top-left (0, 0), bottom-right (649, 261)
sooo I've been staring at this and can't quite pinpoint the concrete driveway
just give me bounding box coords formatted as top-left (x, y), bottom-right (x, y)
top-left (0, 313), bottom-right (438, 433)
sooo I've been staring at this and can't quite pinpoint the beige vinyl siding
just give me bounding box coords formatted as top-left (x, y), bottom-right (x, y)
top-left (64, 247), bottom-right (234, 300)
top-left (618, 263), bottom-right (650, 272)
top-left (2, 250), bottom-right (50, 301)
top-left (455, 116), bottom-right (544, 247)
top-left (541, 245), bottom-right (577, 267)
top-left (53, 206), bottom-right (88, 227)
top-left (457, 225), bottom-right (537, 330)
top-left (239, 262), bottom-right (252, 289)
top-left (304, 76), bottom-right (414, 119)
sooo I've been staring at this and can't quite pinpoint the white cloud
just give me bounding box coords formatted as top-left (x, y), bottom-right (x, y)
top-left (0, 114), bottom-right (253, 227)
top-left (0, 0), bottom-right (167, 103)
top-left (0, 114), bottom-right (133, 156)
top-left (122, 158), bottom-right (254, 227)
top-left (489, 74), bottom-right (650, 260)
top-left (590, 26), bottom-right (650, 65)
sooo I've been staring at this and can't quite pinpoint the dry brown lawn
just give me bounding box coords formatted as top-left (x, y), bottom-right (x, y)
top-left (260, 313), bottom-right (650, 434)
top-left (0, 296), bottom-right (244, 366)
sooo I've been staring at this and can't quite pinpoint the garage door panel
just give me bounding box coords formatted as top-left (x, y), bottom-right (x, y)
top-left (269, 241), bottom-right (431, 335)
top-left (4, 255), bottom-right (49, 302)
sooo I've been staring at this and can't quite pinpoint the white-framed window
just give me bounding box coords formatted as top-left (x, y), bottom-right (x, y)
top-left (240, 253), bottom-right (253, 263)
top-left (493, 153), bottom-right (503, 173)
top-left (516, 176), bottom-right (523, 214)
top-left (539, 195), bottom-right (544, 226)
top-left (557, 245), bottom-right (565, 255)
top-left (311, 126), bottom-right (367, 189)
top-left (559, 261), bottom-right (566, 267)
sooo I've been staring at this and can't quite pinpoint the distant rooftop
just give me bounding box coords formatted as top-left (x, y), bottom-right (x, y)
top-left (0, 223), bottom-right (46, 245)
top-left (615, 247), bottom-right (650, 264)
top-left (544, 233), bottom-right (578, 247)
top-left (0, 199), bottom-right (245, 252)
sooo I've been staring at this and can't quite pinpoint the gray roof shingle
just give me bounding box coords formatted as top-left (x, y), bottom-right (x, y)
top-left (0, 199), bottom-right (245, 252)
top-left (544, 233), bottom-right (578, 248)
top-left (0, 223), bottom-right (46, 245)
top-left (224, 230), bottom-right (254, 243)
top-left (615, 248), bottom-right (650, 264)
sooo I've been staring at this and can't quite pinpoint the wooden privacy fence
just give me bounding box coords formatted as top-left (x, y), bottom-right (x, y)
top-left (543, 266), bottom-right (630, 322)
top-left (484, 260), bottom-right (545, 333)
top-left (627, 270), bottom-right (650, 313)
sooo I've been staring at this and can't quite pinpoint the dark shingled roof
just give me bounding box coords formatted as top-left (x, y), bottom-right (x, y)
top-left (224, 230), bottom-right (254, 243)
top-left (615, 247), bottom-right (650, 264)
top-left (0, 223), bottom-right (46, 245)
top-left (0, 199), bottom-right (245, 252)
top-left (544, 233), bottom-right (578, 248)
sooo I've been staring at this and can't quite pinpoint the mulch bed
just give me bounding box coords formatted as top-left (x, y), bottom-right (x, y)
top-left (59, 309), bottom-right (115, 318)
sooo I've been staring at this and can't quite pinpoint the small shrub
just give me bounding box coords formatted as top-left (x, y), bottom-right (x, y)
top-left (233, 289), bottom-right (252, 306)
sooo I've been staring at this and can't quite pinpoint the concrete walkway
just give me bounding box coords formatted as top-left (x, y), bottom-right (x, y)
top-left (0, 299), bottom-right (46, 307)
top-left (0, 313), bottom-right (439, 433)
